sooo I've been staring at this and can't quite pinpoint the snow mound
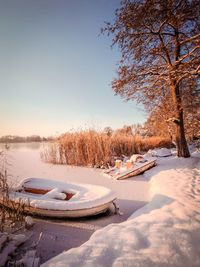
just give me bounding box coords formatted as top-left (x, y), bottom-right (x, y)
top-left (150, 147), bottom-right (172, 157)
top-left (42, 153), bottom-right (200, 267)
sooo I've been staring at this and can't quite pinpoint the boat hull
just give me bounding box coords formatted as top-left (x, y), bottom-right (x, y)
top-left (0, 178), bottom-right (116, 218)
top-left (1, 198), bottom-right (114, 218)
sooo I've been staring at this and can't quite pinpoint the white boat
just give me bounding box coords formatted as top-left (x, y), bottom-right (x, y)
top-left (104, 155), bottom-right (156, 180)
top-left (1, 178), bottom-right (117, 218)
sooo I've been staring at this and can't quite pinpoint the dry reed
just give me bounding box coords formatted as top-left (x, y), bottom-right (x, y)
top-left (42, 130), bottom-right (172, 168)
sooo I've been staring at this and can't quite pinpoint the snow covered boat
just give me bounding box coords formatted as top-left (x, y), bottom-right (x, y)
top-left (104, 155), bottom-right (156, 180)
top-left (1, 178), bottom-right (117, 218)
top-left (115, 159), bottom-right (156, 180)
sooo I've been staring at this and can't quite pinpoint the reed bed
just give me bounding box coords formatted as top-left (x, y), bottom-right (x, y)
top-left (42, 130), bottom-right (172, 167)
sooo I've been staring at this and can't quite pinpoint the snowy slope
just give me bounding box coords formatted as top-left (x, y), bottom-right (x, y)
top-left (42, 152), bottom-right (200, 267)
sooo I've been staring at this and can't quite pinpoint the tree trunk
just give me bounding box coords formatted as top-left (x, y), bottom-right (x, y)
top-left (171, 83), bottom-right (190, 158)
top-left (175, 109), bottom-right (190, 157)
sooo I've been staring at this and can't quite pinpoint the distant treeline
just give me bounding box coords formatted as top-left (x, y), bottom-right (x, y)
top-left (0, 135), bottom-right (53, 143)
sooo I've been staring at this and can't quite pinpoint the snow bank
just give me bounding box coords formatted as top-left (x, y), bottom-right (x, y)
top-left (42, 153), bottom-right (200, 267)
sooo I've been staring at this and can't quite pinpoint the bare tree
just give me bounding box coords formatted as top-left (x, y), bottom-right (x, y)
top-left (104, 0), bottom-right (200, 157)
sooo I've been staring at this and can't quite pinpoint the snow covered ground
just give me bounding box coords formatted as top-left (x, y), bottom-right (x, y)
top-left (42, 150), bottom-right (200, 267)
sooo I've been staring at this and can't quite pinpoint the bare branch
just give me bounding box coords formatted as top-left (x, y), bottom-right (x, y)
top-left (158, 33), bottom-right (172, 66)
top-left (176, 46), bottom-right (200, 64)
top-left (180, 33), bottom-right (200, 46)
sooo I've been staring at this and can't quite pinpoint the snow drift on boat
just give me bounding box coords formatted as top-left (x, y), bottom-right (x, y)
top-left (2, 178), bottom-right (117, 218)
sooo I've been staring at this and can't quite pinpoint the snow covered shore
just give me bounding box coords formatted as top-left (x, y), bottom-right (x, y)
top-left (42, 152), bottom-right (200, 267)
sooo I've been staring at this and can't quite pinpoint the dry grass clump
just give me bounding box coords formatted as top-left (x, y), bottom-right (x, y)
top-left (42, 129), bottom-right (172, 168)
top-left (41, 142), bottom-right (62, 164)
top-left (0, 152), bottom-right (25, 232)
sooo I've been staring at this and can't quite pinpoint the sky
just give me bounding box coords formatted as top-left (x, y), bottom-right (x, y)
top-left (0, 0), bottom-right (146, 137)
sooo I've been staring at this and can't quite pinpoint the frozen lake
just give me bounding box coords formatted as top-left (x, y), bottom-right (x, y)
top-left (1, 142), bottom-right (150, 263)
top-left (2, 142), bottom-right (150, 206)
top-left (1, 142), bottom-right (151, 227)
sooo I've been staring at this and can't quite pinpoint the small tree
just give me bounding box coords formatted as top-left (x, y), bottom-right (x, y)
top-left (104, 0), bottom-right (200, 157)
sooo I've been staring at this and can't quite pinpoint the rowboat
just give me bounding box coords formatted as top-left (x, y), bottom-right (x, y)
top-left (104, 155), bottom-right (156, 180)
top-left (1, 178), bottom-right (117, 218)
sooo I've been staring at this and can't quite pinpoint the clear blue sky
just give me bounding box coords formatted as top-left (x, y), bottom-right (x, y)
top-left (0, 0), bottom-right (146, 137)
